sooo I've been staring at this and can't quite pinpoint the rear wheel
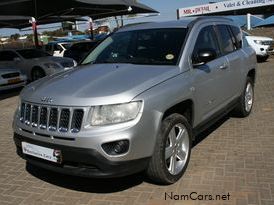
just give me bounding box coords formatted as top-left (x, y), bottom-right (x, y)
top-left (31, 67), bottom-right (45, 82)
top-left (233, 77), bottom-right (254, 117)
top-left (146, 114), bottom-right (192, 184)
top-left (257, 55), bottom-right (269, 62)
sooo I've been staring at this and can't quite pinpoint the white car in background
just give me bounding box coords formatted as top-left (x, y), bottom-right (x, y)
top-left (243, 31), bottom-right (274, 62)
top-left (0, 67), bottom-right (27, 91)
top-left (44, 42), bottom-right (72, 57)
top-left (0, 49), bottom-right (77, 81)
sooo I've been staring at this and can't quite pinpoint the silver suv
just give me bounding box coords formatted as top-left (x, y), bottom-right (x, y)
top-left (13, 17), bottom-right (257, 184)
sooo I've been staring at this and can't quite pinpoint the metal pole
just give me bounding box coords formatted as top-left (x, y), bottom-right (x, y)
top-left (247, 13), bottom-right (251, 30)
top-left (121, 16), bottom-right (124, 27)
top-left (115, 16), bottom-right (120, 28)
top-left (30, 17), bottom-right (39, 48)
top-left (176, 9), bottom-right (180, 20)
top-left (88, 17), bottom-right (94, 40)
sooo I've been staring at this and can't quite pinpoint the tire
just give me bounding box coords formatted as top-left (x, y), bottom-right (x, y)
top-left (146, 113), bottom-right (192, 184)
top-left (31, 67), bottom-right (46, 82)
top-left (257, 55), bottom-right (269, 62)
top-left (233, 77), bottom-right (254, 117)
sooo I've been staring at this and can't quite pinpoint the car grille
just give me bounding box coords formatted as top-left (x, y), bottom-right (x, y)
top-left (60, 61), bottom-right (74, 68)
top-left (1, 72), bottom-right (20, 79)
top-left (20, 102), bottom-right (84, 133)
top-left (262, 41), bottom-right (273, 46)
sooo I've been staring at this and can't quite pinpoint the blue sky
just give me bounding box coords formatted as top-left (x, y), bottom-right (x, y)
top-left (0, 0), bottom-right (215, 36)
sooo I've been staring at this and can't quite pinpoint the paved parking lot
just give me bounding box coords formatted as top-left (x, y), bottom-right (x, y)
top-left (0, 59), bottom-right (274, 205)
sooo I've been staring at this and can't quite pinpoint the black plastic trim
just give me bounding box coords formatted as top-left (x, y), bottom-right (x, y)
top-left (14, 133), bottom-right (150, 178)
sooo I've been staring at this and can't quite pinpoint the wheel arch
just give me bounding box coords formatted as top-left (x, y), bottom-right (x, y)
top-left (247, 68), bottom-right (256, 83)
top-left (31, 66), bottom-right (44, 73)
top-left (31, 66), bottom-right (46, 81)
top-left (162, 99), bottom-right (194, 128)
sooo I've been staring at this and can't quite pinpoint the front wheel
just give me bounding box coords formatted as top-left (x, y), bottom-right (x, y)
top-left (146, 114), bottom-right (192, 184)
top-left (233, 77), bottom-right (254, 117)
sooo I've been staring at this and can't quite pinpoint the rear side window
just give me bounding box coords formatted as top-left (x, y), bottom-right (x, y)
top-left (230, 26), bottom-right (242, 49)
top-left (215, 25), bottom-right (235, 55)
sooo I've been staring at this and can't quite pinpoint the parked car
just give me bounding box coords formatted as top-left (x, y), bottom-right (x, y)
top-left (0, 67), bottom-right (27, 91)
top-left (13, 17), bottom-right (256, 184)
top-left (63, 41), bottom-right (100, 63)
top-left (243, 31), bottom-right (274, 62)
top-left (0, 49), bottom-right (77, 81)
top-left (44, 42), bottom-right (72, 57)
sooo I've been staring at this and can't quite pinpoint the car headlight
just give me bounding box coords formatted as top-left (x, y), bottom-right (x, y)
top-left (44, 62), bottom-right (61, 69)
top-left (254, 40), bottom-right (263, 45)
top-left (90, 101), bottom-right (142, 126)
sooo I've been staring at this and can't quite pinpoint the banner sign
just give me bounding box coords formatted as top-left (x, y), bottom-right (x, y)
top-left (178, 0), bottom-right (274, 17)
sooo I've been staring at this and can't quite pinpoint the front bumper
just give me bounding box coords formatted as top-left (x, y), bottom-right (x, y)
top-left (0, 78), bottom-right (26, 91)
top-left (14, 133), bottom-right (150, 178)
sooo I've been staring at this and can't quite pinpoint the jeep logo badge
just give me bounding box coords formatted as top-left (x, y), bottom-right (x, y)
top-left (41, 97), bottom-right (53, 103)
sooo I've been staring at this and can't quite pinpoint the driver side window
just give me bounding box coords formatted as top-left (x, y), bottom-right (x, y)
top-left (192, 26), bottom-right (220, 64)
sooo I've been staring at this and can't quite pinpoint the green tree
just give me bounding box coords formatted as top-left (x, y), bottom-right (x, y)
top-left (10, 33), bottom-right (20, 41)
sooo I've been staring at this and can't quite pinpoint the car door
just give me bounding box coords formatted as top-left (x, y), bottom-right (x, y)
top-left (228, 25), bottom-right (247, 97)
top-left (191, 25), bottom-right (230, 122)
top-left (215, 24), bottom-right (243, 100)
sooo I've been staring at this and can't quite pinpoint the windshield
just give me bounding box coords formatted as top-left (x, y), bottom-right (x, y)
top-left (62, 43), bottom-right (71, 49)
top-left (82, 28), bottom-right (188, 66)
top-left (17, 49), bottom-right (51, 59)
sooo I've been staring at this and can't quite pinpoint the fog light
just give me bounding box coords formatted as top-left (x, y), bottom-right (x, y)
top-left (260, 48), bottom-right (264, 51)
top-left (102, 140), bottom-right (129, 155)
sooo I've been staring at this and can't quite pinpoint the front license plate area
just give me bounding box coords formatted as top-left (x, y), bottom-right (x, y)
top-left (8, 78), bottom-right (20, 84)
top-left (22, 142), bottom-right (62, 164)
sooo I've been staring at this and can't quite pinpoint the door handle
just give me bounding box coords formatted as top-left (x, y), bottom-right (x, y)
top-left (219, 64), bottom-right (228, 70)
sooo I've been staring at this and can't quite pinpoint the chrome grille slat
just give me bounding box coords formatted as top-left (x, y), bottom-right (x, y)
top-left (20, 103), bottom-right (25, 122)
top-left (39, 107), bottom-right (48, 129)
top-left (37, 106), bottom-right (41, 127)
top-left (57, 107), bottom-right (61, 131)
top-left (29, 105), bottom-right (33, 126)
top-left (68, 108), bottom-right (73, 131)
top-left (46, 107), bottom-right (50, 130)
top-left (20, 102), bottom-right (84, 133)
top-left (49, 108), bottom-right (58, 131)
top-left (71, 109), bottom-right (84, 133)
top-left (31, 105), bottom-right (39, 127)
top-left (25, 104), bottom-right (31, 126)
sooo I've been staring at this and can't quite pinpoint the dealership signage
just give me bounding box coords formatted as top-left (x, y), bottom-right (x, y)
top-left (178, 0), bottom-right (274, 17)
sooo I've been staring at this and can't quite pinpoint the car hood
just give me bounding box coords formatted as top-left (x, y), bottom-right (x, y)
top-left (21, 63), bottom-right (179, 106)
top-left (245, 36), bottom-right (273, 41)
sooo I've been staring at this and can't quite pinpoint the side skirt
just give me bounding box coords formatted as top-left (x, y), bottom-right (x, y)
top-left (192, 98), bottom-right (239, 138)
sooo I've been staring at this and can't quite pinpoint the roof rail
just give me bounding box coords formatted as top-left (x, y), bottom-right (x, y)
top-left (186, 16), bottom-right (234, 28)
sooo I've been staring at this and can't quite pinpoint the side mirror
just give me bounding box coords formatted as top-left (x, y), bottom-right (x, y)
top-left (13, 57), bottom-right (21, 62)
top-left (192, 49), bottom-right (217, 67)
